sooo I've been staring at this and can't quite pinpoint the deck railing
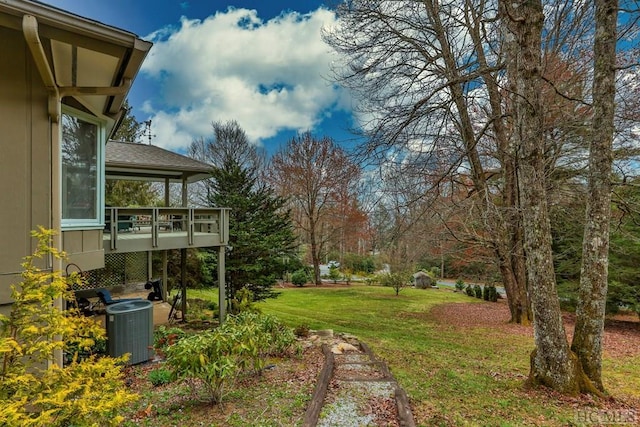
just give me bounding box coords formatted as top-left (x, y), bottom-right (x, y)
top-left (105, 207), bottom-right (228, 251)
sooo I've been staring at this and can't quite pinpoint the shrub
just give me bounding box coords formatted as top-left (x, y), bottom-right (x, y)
top-left (465, 284), bottom-right (474, 297)
top-left (380, 272), bottom-right (409, 296)
top-left (165, 312), bottom-right (296, 403)
top-left (291, 269), bottom-right (308, 287)
top-left (474, 284), bottom-right (483, 299)
top-left (455, 279), bottom-right (465, 291)
top-left (482, 285), bottom-right (490, 301)
top-left (0, 227), bottom-right (137, 426)
top-left (187, 297), bottom-right (212, 321)
top-left (488, 285), bottom-right (499, 302)
top-left (148, 368), bottom-right (173, 386)
top-left (328, 266), bottom-right (341, 283)
top-left (293, 324), bottom-right (310, 337)
top-left (607, 280), bottom-right (640, 317)
top-left (207, 300), bottom-right (219, 311)
top-left (343, 268), bottom-right (353, 285)
top-left (230, 287), bottom-right (260, 314)
top-left (364, 275), bottom-right (377, 286)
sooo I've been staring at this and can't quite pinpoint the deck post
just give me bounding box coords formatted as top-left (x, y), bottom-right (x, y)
top-left (180, 248), bottom-right (187, 321)
top-left (218, 245), bottom-right (225, 323)
top-left (162, 250), bottom-right (168, 301)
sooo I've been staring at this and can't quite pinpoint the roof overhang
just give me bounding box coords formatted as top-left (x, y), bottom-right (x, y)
top-left (105, 166), bottom-right (211, 184)
top-left (1, 0), bottom-right (152, 136)
top-left (105, 141), bottom-right (213, 184)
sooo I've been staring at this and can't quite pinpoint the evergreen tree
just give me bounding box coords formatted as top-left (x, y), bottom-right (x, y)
top-left (207, 158), bottom-right (298, 302)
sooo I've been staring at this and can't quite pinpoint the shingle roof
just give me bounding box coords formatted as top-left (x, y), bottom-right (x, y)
top-left (106, 140), bottom-right (212, 182)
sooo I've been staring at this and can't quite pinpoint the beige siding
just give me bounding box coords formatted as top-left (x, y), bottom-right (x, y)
top-left (0, 26), bottom-right (51, 305)
top-left (63, 229), bottom-right (105, 271)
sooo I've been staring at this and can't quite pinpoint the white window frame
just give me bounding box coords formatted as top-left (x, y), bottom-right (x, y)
top-left (60, 106), bottom-right (105, 230)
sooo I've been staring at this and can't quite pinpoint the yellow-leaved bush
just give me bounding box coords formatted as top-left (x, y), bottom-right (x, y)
top-left (0, 227), bottom-right (138, 426)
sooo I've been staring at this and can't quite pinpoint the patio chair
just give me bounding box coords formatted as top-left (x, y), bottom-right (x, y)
top-left (96, 289), bottom-right (142, 307)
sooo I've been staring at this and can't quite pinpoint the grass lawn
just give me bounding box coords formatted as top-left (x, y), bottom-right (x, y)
top-left (249, 285), bottom-right (640, 426)
top-left (141, 285), bottom-right (640, 427)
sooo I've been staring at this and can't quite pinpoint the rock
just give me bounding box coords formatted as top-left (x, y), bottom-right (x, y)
top-left (316, 329), bottom-right (334, 338)
top-left (331, 342), bottom-right (359, 354)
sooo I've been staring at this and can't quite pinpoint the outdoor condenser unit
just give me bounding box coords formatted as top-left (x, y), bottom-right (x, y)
top-left (106, 300), bottom-right (154, 365)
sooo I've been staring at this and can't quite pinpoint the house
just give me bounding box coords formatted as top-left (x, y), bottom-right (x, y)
top-left (0, 1), bottom-right (228, 321)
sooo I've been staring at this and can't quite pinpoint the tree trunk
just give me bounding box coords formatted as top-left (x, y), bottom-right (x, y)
top-left (571, 0), bottom-right (618, 393)
top-left (309, 218), bottom-right (322, 286)
top-left (501, 0), bottom-right (586, 394)
top-left (498, 258), bottom-right (529, 324)
top-left (438, 0), bottom-right (532, 324)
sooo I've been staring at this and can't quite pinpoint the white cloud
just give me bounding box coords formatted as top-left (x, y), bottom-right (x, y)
top-left (140, 7), bottom-right (344, 151)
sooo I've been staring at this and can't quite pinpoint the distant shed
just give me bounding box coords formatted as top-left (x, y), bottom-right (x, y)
top-left (413, 271), bottom-right (433, 289)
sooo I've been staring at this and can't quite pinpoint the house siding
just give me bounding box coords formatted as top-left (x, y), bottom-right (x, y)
top-left (62, 229), bottom-right (105, 271)
top-left (0, 25), bottom-right (52, 306)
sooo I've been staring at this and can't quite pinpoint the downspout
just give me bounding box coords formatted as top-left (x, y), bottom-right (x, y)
top-left (23, 15), bottom-right (63, 368)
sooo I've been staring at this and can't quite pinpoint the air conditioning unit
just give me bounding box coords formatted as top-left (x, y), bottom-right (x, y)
top-left (106, 300), bottom-right (154, 365)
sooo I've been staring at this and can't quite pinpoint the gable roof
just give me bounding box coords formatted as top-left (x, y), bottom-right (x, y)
top-left (0, 0), bottom-right (152, 136)
top-left (105, 141), bottom-right (213, 183)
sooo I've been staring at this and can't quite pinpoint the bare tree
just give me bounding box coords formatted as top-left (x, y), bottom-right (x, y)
top-left (188, 120), bottom-right (267, 205)
top-left (270, 132), bottom-right (361, 285)
top-left (326, 0), bottom-right (639, 395)
top-left (323, 0), bottom-right (533, 323)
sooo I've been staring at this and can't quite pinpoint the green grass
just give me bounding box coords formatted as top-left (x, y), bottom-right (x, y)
top-left (247, 285), bottom-right (639, 426)
top-left (183, 285), bottom-right (639, 425)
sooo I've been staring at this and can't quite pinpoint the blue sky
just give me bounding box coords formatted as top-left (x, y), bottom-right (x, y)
top-left (42, 0), bottom-right (362, 154)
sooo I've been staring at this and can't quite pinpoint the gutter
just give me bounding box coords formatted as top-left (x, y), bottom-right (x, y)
top-left (23, 15), bottom-right (60, 121)
top-left (22, 15), bottom-right (133, 122)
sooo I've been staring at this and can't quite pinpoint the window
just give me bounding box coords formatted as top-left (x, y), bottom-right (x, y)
top-left (61, 107), bottom-right (105, 228)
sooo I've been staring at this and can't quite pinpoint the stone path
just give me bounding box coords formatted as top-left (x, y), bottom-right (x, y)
top-left (303, 331), bottom-right (415, 427)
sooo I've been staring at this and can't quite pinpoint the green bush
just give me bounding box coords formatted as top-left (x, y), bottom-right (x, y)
top-left (165, 312), bottom-right (296, 403)
top-left (482, 285), bottom-right (490, 301)
top-left (474, 284), bottom-right (482, 299)
top-left (328, 266), bottom-right (341, 283)
top-left (291, 269), bottom-right (308, 287)
top-left (455, 279), bottom-right (465, 291)
top-left (293, 324), bottom-right (310, 337)
top-left (230, 287), bottom-right (260, 314)
top-left (343, 269), bottom-right (353, 285)
top-left (607, 280), bottom-right (640, 317)
top-left (465, 284), bottom-right (474, 297)
top-left (380, 272), bottom-right (409, 296)
top-left (488, 285), bottom-right (499, 302)
top-left (148, 368), bottom-right (173, 386)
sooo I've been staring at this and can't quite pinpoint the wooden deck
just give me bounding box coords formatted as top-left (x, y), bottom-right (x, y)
top-left (104, 207), bottom-right (229, 253)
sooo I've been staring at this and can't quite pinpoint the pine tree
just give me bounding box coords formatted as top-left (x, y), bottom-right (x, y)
top-left (207, 158), bottom-right (298, 302)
